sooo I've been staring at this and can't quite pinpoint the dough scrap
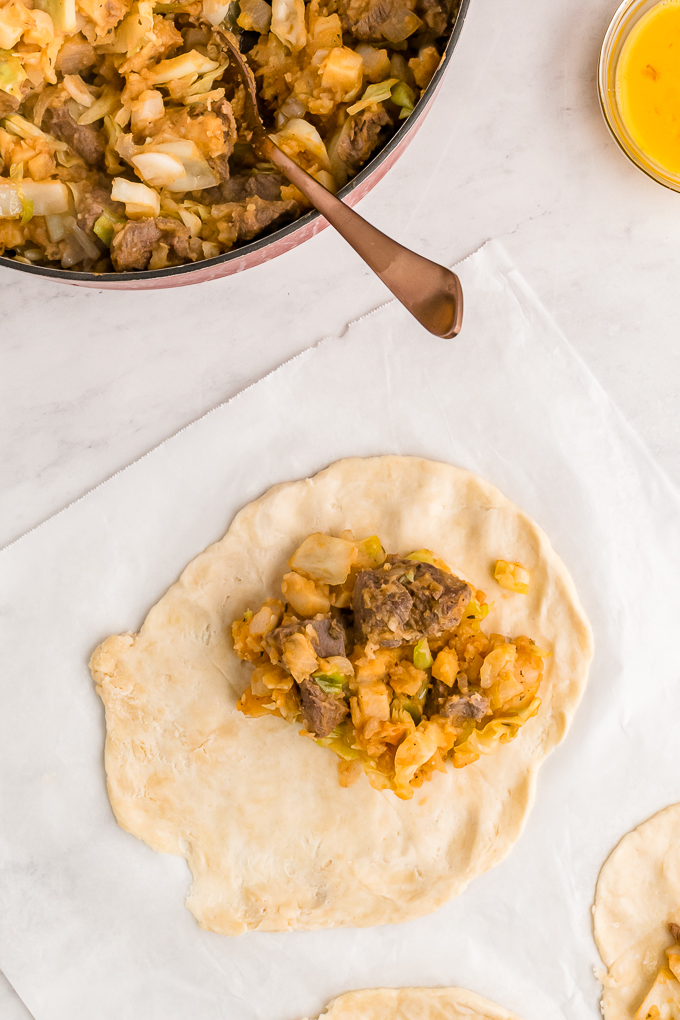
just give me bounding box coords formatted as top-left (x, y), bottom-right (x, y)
top-left (301, 987), bottom-right (523, 1020)
top-left (594, 803), bottom-right (680, 1019)
top-left (90, 456), bottom-right (593, 935)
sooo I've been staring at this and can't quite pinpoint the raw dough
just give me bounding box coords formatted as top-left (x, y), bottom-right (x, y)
top-left (301, 987), bottom-right (523, 1020)
top-left (594, 803), bottom-right (680, 1019)
top-left (90, 456), bottom-right (592, 935)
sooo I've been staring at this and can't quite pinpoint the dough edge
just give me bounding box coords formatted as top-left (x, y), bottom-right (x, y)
top-left (90, 455), bottom-right (594, 935)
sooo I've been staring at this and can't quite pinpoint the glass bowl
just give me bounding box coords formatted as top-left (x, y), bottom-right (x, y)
top-left (598, 0), bottom-right (680, 192)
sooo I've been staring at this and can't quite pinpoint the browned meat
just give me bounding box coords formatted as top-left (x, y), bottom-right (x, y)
top-left (213, 194), bottom-right (299, 244)
top-left (336, 106), bottom-right (391, 177)
top-left (110, 219), bottom-right (162, 272)
top-left (298, 678), bottom-right (349, 737)
top-left (213, 173), bottom-right (289, 203)
top-left (670, 923), bottom-right (680, 943)
top-left (43, 106), bottom-right (106, 168)
top-left (426, 679), bottom-right (489, 721)
top-left (156, 217), bottom-right (202, 263)
top-left (75, 180), bottom-right (125, 233)
top-left (417, 0), bottom-right (450, 35)
top-left (269, 615), bottom-right (346, 659)
top-left (0, 92), bottom-right (19, 117)
top-left (354, 559), bottom-right (472, 648)
top-left (339, 0), bottom-right (420, 42)
top-left (206, 98), bottom-right (238, 181)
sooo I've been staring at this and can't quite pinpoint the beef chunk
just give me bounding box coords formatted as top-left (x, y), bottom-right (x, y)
top-left (110, 219), bottom-right (162, 272)
top-left (416, 0), bottom-right (450, 35)
top-left (269, 615), bottom-right (346, 659)
top-left (670, 923), bottom-right (680, 943)
top-left (75, 180), bottom-right (125, 233)
top-left (221, 173), bottom-right (289, 202)
top-left (0, 92), bottom-right (19, 117)
top-left (43, 106), bottom-right (106, 168)
top-left (207, 99), bottom-right (238, 181)
top-left (353, 559), bottom-right (472, 647)
top-left (156, 216), bottom-right (202, 263)
top-left (339, 0), bottom-right (419, 42)
top-left (336, 106), bottom-right (391, 177)
top-left (426, 679), bottom-right (489, 721)
top-left (213, 193), bottom-right (299, 243)
top-left (298, 678), bottom-right (349, 737)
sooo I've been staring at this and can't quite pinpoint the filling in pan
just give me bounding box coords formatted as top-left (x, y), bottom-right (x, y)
top-left (0, 0), bottom-right (455, 272)
top-left (233, 531), bottom-right (547, 799)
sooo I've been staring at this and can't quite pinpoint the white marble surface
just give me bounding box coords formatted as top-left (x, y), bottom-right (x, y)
top-left (2, 0), bottom-right (680, 1010)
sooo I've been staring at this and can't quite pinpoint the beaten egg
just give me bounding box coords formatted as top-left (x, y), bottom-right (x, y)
top-left (617, 0), bottom-right (680, 174)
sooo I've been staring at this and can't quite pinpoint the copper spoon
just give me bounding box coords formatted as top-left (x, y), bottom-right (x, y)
top-left (215, 30), bottom-right (463, 338)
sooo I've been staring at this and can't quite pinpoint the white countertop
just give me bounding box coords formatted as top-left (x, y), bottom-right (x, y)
top-left (2, 0), bottom-right (680, 1012)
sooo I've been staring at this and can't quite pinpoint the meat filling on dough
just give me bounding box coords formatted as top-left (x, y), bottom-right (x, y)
top-left (232, 530), bottom-right (548, 800)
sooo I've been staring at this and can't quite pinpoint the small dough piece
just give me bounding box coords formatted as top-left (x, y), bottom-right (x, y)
top-left (594, 803), bottom-right (680, 1019)
top-left (90, 455), bottom-right (592, 935)
top-left (301, 987), bottom-right (523, 1020)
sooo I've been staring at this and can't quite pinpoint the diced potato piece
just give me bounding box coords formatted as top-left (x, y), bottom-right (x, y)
top-left (388, 661), bottom-right (426, 696)
top-left (355, 679), bottom-right (391, 722)
top-left (248, 598), bottom-right (284, 637)
top-left (271, 0), bottom-right (306, 51)
top-left (479, 643), bottom-right (517, 689)
top-left (132, 151), bottom-right (186, 188)
top-left (321, 46), bottom-right (363, 101)
top-left (432, 646), bottom-right (459, 687)
top-left (289, 532), bottom-right (357, 585)
top-left (494, 559), bottom-right (530, 595)
top-left (281, 571), bottom-right (330, 616)
top-left (0, 0), bottom-right (32, 49)
top-left (356, 43), bottom-right (391, 84)
top-left (282, 633), bottom-right (318, 682)
top-left (23, 9), bottom-right (54, 46)
top-left (27, 152), bottom-right (56, 181)
top-left (309, 12), bottom-right (341, 48)
top-left (111, 177), bottom-right (160, 218)
top-left (408, 44), bottom-right (440, 89)
top-left (352, 647), bottom-right (401, 682)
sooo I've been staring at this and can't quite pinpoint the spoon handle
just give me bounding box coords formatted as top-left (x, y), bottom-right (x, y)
top-left (261, 137), bottom-right (463, 339)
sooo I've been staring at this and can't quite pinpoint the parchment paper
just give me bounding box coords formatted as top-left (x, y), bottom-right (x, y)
top-left (2, 240), bottom-right (680, 1020)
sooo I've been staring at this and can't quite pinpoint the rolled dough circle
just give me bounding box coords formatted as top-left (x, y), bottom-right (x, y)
top-left (302, 987), bottom-right (523, 1020)
top-left (90, 456), bottom-right (593, 934)
top-left (594, 803), bottom-right (680, 1019)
